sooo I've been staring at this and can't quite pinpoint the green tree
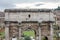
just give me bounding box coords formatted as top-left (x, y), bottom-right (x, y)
top-left (55, 6), bottom-right (60, 10)
top-left (24, 36), bottom-right (31, 40)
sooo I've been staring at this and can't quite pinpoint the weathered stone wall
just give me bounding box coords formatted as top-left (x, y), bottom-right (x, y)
top-left (5, 10), bottom-right (55, 22)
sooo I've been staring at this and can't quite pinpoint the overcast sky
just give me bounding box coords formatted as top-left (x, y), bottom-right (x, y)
top-left (0, 0), bottom-right (60, 11)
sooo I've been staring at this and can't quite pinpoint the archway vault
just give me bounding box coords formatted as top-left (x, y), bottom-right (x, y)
top-left (19, 21), bottom-right (39, 40)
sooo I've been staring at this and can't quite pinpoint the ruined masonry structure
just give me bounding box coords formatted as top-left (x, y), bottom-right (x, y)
top-left (4, 9), bottom-right (55, 40)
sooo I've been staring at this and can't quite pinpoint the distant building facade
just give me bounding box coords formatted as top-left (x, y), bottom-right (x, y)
top-left (54, 9), bottom-right (60, 39)
top-left (0, 12), bottom-right (5, 28)
top-left (54, 10), bottom-right (60, 26)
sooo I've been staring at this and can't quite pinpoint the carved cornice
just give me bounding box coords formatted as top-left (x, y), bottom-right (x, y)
top-left (4, 9), bottom-right (52, 13)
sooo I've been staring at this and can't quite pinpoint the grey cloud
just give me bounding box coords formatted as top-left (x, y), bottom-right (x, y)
top-left (0, 0), bottom-right (15, 10)
top-left (0, 0), bottom-right (59, 10)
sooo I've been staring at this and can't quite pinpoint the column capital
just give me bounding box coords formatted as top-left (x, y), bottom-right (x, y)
top-left (18, 23), bottom-right (22, 27)
top-left (4, 21), bottom-right (10, 24)
top-left (4, 21), bottom-right (10, 27)
top-left (18, 22), bottom-right (21, 24)
top-left (38, 23), bottom-right (41, 27)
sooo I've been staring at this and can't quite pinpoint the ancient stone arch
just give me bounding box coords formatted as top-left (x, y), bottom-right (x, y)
top-left (4, 9), bottom-right (55, 40)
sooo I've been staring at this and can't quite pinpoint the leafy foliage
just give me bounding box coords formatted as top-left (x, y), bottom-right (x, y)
top-left (0, 32), bottom-right (5, 38)
top-left (55, 6), bottom-right (60, 10)
top-left (24, 36), bottom-right (31, 40)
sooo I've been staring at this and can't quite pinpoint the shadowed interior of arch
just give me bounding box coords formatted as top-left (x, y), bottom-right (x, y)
top-left (42, 36), bottom-right (48, 40)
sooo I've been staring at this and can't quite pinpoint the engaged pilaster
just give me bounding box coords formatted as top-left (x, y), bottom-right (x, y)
top-left (38, 23), bottom-right (41, 40)
top-left (50, 23), bottom-right (53, 40)
top-left (5, 21), bottom-right (10, 40)
top-left (18, 23), bottom-right (22, 40)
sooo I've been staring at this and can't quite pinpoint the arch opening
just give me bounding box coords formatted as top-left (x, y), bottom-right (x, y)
top-left (21, 28), bottom-right (36, 40)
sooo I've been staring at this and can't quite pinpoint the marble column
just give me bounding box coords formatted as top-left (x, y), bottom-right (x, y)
top-left (50, 23), bottom-right (53, 40)
top-left (19, 27), bottom-right (21, 40)
top-left (5, 24), bottom-right (9, 40)
top-left (39, 24), bottom-right (41, 40)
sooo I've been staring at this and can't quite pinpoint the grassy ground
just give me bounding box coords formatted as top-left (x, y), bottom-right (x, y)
top-left (0, 32), bottom-right (5, 38)
top-left (23, 30), bottom-right (35, 37)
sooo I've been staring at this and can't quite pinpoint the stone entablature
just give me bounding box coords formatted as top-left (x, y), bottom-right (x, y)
top-left (5, 9), bottom-right (55, 23)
